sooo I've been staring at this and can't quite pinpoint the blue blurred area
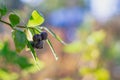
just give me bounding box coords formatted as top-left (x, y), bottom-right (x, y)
top-left (47, 0), bottom-right (120, 27)
top-left (47, 7), bottom-right (85, 42)
top-left (47, 7), bottom-right (85, 29)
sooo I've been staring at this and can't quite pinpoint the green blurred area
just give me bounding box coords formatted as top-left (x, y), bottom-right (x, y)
top-left (0, 0), bottom-right (120, 80)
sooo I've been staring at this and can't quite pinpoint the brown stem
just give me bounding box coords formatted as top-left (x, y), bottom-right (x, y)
top-left (0, 19), bottom-right (26, 29)
top-left (0, 19), bottom-right (12, 28)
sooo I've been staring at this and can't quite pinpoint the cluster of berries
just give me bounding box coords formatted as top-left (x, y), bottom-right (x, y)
top-left (30, 32), bottom-right (48, 49)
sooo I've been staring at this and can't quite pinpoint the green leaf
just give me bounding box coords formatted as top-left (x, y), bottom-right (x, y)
top-left (0, 42), bottom-right (17, 63)
top-left (9, 14), bottom-right (20, 27)
top-left (14, 56), bottom-right (32, 69)
top-left (12, 30), bottom-right (27, 52)
top-left (41, 27), bottom-right (66, 45)
top-left (0, 6), bottom-right (7, 17)
top-left (27, 10), bottom-right (44, 27)
top-left (27, 40), bottom-right (38, 61)
top-left (46, 39), bottom-right (58, 60)
top-left (0, 41), bottom-right (32, 69)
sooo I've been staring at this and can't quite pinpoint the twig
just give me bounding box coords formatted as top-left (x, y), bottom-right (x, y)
top-left (0, 19), bottom-right (26, 29)
top-left (0, 19), bottom-right (12, 28)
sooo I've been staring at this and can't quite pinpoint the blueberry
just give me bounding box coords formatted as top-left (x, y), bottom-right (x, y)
top-left (40, 32), bottom-right (48, 40)
top-left (34, 41), bottom-right (44, 49)
top-left (33, 34), bottom-right (42, 42)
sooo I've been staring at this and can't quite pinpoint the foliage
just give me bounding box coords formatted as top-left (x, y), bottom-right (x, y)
top-left (0, 6), bottom-right (65, 62)
top-left (0, 5), bottom-right (7, 18)
top-left (0, 5), bottom-right (65, 80)
top-left (27, 10), bottom-right (44, 27)
top-left (1, 3), bottom-right (118, 80)
top-left (12, 30), bottom-right (27, 52)
top-left (9, 14), bottom-right (20, 27)
top-left (0, 42), bottom-right (32, 69)
top-left (63, 22), bottom-right (110, 80)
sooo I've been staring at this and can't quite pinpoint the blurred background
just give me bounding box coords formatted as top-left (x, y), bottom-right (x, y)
top-left (0, 0), bottom-right (120, 80)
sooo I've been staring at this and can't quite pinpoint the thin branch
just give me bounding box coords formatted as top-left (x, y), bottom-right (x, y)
top-left (17, 25), bottom-right (26, 28)
top-left (0, 19), bottom-right (12, 27)
top-left (0, 19), bottom-right (26, 29)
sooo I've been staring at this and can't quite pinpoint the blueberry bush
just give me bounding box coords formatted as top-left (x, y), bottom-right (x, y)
top-left (0, 6), bottom-right (65, 62)
top-left (0, 5), bottom-right (67, 80)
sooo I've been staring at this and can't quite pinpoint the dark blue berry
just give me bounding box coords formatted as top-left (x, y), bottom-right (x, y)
top-left (33, 34), bottom-right (42, 42)
top-left (34, 41), bottom-right (44, 49)
top-left (40, 32), bottom-right (48, 40)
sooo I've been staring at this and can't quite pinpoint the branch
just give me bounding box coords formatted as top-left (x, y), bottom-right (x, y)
top-left (0, 19), bottom-right (26, 29)
top-left (0, 19), bottom-right (12, 28)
